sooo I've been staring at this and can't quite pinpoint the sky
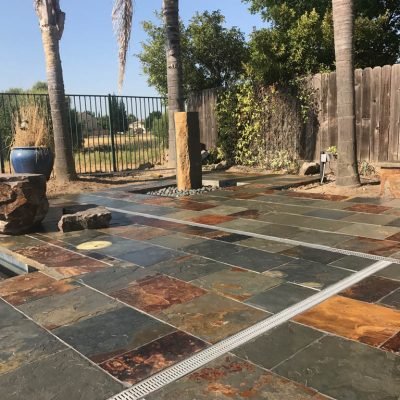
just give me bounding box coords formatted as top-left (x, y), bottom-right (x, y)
top-left (0, 1), bottom-right (264, 97)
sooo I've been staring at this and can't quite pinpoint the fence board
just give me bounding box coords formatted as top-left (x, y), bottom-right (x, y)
top-left (361, 68), bottom-right (372, 160)
top-left (355, 69), bottom-right (363, 159)
top-left (390, 64), bottom-right (400, 161)
top-left (327, 72), bottom-right (338, 148)
top-left (320, 73), bottom-right (330, 151)
top-left (379, 65), bottom-right (392, 161)
top-left (370, 67), bottom-right (382, 162)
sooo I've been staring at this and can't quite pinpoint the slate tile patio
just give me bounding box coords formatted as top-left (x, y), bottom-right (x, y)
top-left (1, 173), bottom-right (400, 399)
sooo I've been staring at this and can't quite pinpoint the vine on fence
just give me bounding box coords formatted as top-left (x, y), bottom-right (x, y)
top-left (216, 77), bottom-right (309, 171)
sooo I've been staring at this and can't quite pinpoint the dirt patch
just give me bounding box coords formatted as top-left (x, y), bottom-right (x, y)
top-left (46, 168), bottom-right (175, 199)
top-left (289, 175), bottom-right (381, 198)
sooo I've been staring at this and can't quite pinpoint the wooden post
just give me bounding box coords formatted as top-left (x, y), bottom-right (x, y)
top-left (174, 112), bottom-right (202, 190)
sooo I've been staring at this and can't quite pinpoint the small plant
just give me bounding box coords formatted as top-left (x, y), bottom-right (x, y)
top-left (326, 145), bottom-right (337, 156)
top-left (12, 103), bottom-right (53, 149)
top-left (358, 160), bottom-right (376, 176)
top-left (268, 150), bottom-right (299, 174)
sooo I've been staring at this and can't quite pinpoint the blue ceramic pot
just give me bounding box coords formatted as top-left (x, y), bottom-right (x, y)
top-left (10, 147), bottom-right (54, 180)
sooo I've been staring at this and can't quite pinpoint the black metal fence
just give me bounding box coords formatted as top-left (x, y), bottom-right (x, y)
top-left (0, 92), bottom-right (168, 174)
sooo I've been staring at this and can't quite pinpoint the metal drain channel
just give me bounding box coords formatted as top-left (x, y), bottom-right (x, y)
top-left (107, 207), bottom-right (400, 264)
top-left (109, 259), bottom-right (392, 400)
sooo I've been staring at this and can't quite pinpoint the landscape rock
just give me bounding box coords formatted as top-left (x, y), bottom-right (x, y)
top-left (58, 205), bottom-right (111, 232)
top-left (300, 162), bottom-right (320, 176)
top-left (0, 174), bottom-right (49, 235)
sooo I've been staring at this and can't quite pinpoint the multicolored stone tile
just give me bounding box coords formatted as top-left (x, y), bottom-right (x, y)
top-left (264, 259), bottom-right (351, 290)
top-left (233, 322), bottom-right (324, 370)
top-left (380, 331), bottom-right (400, 355)
top-left (192, 267), bottom-right (282, 301)
top-left (81, 265), bottom-right (157, 293)
top-left (246, 283), bottom-right (317, 313)
top-left (379, 288), bottom-right (400, 310)
top-left (111, 275), bottom-right (207, 314)
top-left (14, 245), bottom-right (108, 278)
top-left (0, 318), bottom-right (65, 375)
top-left (119, 246), bottom-right (182, 267)
top-left (100, 331), bottom-right (207, 384)
top-left (106, 225), bottom-right (169, 240)
top-left (18, 287), bottom-right (121, 330)
top-left (329, 255), bottom-right (374, 271)
top-left (340, 276), bottom-right (400, 303)
top-left (0, 349), bottom-right (124, 400)
top-left (280, 246), bottom-right (343, 264)
top-left (156, 293), bottom-right (267, 343)
top-left (189, 214), bottom-right (236, 225)
top-left (344, 203), bottom-right (391, 214)
top-left (337, 223), bottom-right (400, 240)
top-left (0, 273), bottom-right (78, 306)
top-left (147, 233), bottom-right (205, 250)
top-left (274, 335), bottom-right (400, 400)
top-left (148, 255), bottom-right (229, 282)
top-left (54, 307), bottom-right (175, 363)
top-left (146, 355), bottom-right (330, 399)
top-left (294, 295), bottom-right (400, 347)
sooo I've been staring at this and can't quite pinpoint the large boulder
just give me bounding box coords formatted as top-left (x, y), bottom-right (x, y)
top-left (0, 174), bottom-right (49, 235)
top-left (299, 162), bottom-right (320, 176)
top-left (58, 205), bottom-right (111, 232)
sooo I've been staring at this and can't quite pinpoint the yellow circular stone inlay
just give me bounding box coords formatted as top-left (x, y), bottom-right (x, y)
top-left (77, 241), bottom-right (112, 250)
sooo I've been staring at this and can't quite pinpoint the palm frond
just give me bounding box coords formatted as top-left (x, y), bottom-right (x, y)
top-left (112, 0), bottom-right (133, 91)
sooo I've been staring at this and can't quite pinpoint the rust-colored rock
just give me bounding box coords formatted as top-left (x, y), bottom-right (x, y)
top-left (380, 164), bottom-right (400, 198)
top-left (0, 174), bottom-right (48, 235)
top-left (58, 205), bottom-right (111, 232)
top-left (174, 112), bottom-right (202, 191)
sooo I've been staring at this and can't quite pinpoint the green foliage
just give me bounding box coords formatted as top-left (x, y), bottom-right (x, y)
top-left (138, 10), bottom-right (249, 96)
top-left (243, 0), bottom-right (400, 85)
top-left (358, 160), bottom-right (376, 177)
top-left (326, 145), bottom-right (338, 156)
top-left (269, 150), bottom-right (299, 173)
top-left (216, 74), bottom-right (302, 170)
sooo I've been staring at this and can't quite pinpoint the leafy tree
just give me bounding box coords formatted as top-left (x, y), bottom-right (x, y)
top-left (139, 10), bottom-right (249, 96)
top-left (243, 0), bottom-right (400, 84)
top-left (145, 111), bottom-right (162, 131)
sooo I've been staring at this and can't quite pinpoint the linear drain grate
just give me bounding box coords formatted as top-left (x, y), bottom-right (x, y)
top-left (108, 259), bottom-right (392, 400)
top-left (106, 207), bottom-right (400, 264)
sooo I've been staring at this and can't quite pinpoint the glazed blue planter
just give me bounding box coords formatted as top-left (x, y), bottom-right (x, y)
top-left (10, 147), bottom-right (54, 180)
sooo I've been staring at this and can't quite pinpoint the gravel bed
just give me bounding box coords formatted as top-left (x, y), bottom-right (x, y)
top-left (146, 185), bottom-right (220, 197)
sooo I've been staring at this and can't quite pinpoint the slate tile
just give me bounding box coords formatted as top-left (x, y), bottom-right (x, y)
top-left (0, 318), bottom-right (65, 375)
top-left (280, 246), bottom-right (343, 264)
top-left (0, 273), bottom-right (79, 306)
top-left (156, 293), bottom-right (267, 343)
top-left (379, 288), bottom-right (400, 310)
top-left (18, 287), bottom-right (120, 330)
top-left (340, 276), bottom-right (400, 303)
top-left (100, 331), bottom-right (207, 384)
top-left (274, 335), bottom-right (400, 400)
top-left (330, 255), bottom-right (374, 271)
top-left (111, 275), bottom-right (207, 314)
top-left (0, 349), bottom-right (123, 400)
top-left (375, 263), bottom-right (400, 281)
top-left (233, 322), bottom-right (324, 369)
top-left (246, 283), bottom-right (317, 313)
top-left (344, 203), bottom-right (391, 214)
top-left (380, 331), bottom-right (400, 355)
top-left (265, 259), bottom-right (351, 290)
top-left (54, 307), bottom-right (175, 363)
top-left (294, 295), bottom-right (400, 347)
top-left (119, 246), bottom-right (182, 267)
top-left (193, 267), bottom-right (282, 301)
top-left (148, 255), bottom-right (229, 282)
top-left (146, 354), bottom-right (330, 399)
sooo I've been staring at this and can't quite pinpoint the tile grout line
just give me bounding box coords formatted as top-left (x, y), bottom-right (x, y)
top-left (107, 259), bottom-right (393, 400)
top-left (105, 207), bottom-right (400, 264)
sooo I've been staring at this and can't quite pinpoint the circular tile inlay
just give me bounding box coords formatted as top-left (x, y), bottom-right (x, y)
top-left (77, 240), bottom-right (112, 250)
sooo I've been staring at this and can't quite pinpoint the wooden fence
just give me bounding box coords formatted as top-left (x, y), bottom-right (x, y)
top-left (187, 63), bottom-right (400, 164)
top-left (187, 88), bottom-right (218, 150)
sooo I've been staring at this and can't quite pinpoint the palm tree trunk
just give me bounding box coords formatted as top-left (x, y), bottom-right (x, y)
top-left (332, 0), bottom-right (360, 186)
top-left (35, 0), bottom-right (76, 182)
top-left (162, 0), bottom-right (185, 168)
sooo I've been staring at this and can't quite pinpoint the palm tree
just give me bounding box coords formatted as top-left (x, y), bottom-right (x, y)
top-left (35, 0), bottom-right (76, 182)
top-left (162, 0), bottom-right (185, 167)
top-left (332, 0), bottom-right (360, 186)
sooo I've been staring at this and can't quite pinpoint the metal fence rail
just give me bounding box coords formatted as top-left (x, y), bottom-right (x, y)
top-left (0, 92), bottom-right (168, 174)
